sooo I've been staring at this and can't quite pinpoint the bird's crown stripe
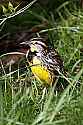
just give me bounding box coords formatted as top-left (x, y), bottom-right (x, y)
top-left (31, 40), bottom-right (46, 46)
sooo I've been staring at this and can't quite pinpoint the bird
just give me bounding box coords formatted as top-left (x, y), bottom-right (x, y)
top-left (20, 37), bottom-right (63, 85)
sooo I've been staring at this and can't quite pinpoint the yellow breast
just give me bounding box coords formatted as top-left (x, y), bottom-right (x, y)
top-left (30, 56), bottom-right (52, 85)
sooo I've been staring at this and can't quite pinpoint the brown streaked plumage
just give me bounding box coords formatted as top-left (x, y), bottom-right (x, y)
top-left (22, 37), bottom-right (63, 85)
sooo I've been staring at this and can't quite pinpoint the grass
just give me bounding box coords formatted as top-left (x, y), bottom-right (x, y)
top-left (0, 0), bottom-right (83, 125)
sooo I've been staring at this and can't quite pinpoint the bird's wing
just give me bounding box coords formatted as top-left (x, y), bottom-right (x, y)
top-left (41, 48), bottom-right (63, 73)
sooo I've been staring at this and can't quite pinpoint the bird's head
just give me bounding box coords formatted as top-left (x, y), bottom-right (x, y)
top-left (28, 37), bottom-right (47, 53)
top-left (21, 37), bottom-right (47, 53)
top-left (20, 37), bottom-right (48, 60)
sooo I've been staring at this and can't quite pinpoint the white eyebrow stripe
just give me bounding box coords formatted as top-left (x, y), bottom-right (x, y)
top-left (30, 40), bottom-right (46, 47)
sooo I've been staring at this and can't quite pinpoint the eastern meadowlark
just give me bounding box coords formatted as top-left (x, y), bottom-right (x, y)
top-left (21, 37), bottom-right (63, 85)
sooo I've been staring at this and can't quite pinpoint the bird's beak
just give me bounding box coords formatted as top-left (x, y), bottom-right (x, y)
top-left (20, 41), bottom-right (29, 45)
top-left (20, 41), bottom-right (31, 47)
